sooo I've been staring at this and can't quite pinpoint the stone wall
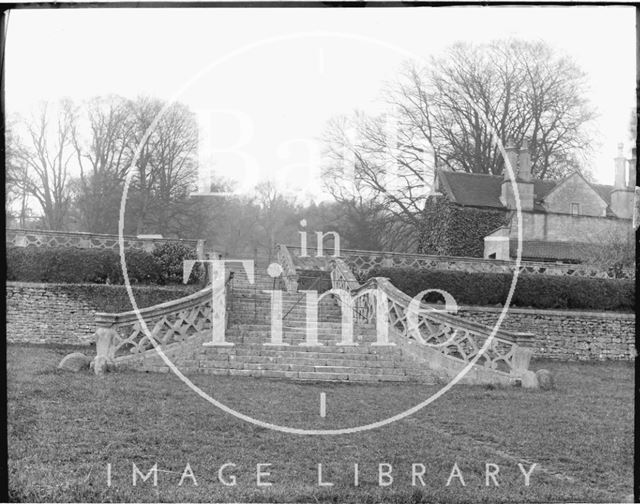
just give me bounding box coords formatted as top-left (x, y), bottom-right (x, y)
top-left (6, 282), bottom-right (196, 346)
top-left (6, 281), bottom-right (635, 361)
top-left (6, 228), bottom-right (205, 255)
top-left (284, 244), bottom-right (635, 280)
top-left (451, 305), bottom-right (636, 361)
top-left (514, 211), bottom-right (631, 244)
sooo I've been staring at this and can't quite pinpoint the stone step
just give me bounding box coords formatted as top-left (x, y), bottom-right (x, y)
top-left (226, 355), bottom-right (405, 367)
top-left (230, 303), bottom-right (341, 311)
top-left (225, 348), bottom-right (402, 361)
top-left (231, 337), bottom-right (382, 347)
top-left (229, 310), bottom-right (341, 317)
top-left (229, 305), bottom-right (341, 312)
top-left (198, 360), bottom-right (408, 376)
top-left (147, 347), bottom-right (437, 377)
top-left (189, 368), bottom-right (434, 383)
top-left (230, 297), bottom-right (340, 307)
top-left (229, 321), bottom-right (372, 329)
top-left (229, 325), bottom-right (369, 334)
top-left (228, 316), bottom-right (344, 325)
top-left (228, 318), bottom-right (343, 326)
top-left (230, 310), bottom-right (342, 317)
top-left (229, 285), bottom-right (282, 291)
top-left (231, 336), bottom-right (376, 345)
top-left (231, 332), bottom-right (370, 340)
top-left (202, 344), bottom-right (403, 357)
top-left (229, 322), bottom-right (375, 330)
top-left (230, 295), bottom-right (340, 302)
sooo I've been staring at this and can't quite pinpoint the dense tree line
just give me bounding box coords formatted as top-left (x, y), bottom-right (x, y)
top-left (4, 95), bottom-right (391, 256)
top-left (7, 96), bottom-right (202, 237)
top-left (7, 39), bottom-right (605, 257)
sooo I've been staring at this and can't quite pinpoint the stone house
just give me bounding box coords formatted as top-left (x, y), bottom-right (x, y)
top-left (428, 142), bottom-right (636, 263)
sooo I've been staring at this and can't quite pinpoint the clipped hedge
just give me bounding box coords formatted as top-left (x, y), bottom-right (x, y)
top-left (53, 283), bottom-right (199, 313)
top-left (152, 241), bottom-right (201, 284)
top-left (6, 246), bottom-right (199, 285)
top-left (367, 267), bottom-right (635, 312)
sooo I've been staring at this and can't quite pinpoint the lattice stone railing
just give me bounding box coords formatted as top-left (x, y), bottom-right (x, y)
top-left (330, 258), bottom-right (536, 384)
top-left (283, 244), bottom-right (634, 280)
top-left (7, 228), bottom-right (203, 255)
top-left (275, 243), bottom-right (299, 292)
top-left (93, 284), bottom-right (225, 369)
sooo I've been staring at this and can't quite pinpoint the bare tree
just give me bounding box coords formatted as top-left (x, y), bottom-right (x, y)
top-left (387, 40), bottom-right (596, 179)
top-left (5, 116), bottom-right (31, 227)
top-left (71, 95), bottom-right (135, 233)
top-left (125, 97), bottom-right (162, 234)
top-left (322, 113), bottom-right (429, 251)
top-left (149, 101), bottom-right (199, 234)
top-left (322, 39), bottom-right (597, 252)
top-left (125, 97), bottom-right (199, 236)
top-left (254, 180), bottom-right (300, 258)
top-left (8, 101), bottom-right (76, 230)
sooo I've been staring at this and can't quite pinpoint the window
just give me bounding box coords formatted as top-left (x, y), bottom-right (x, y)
top-left (570, 203), bottom-right (580, 216)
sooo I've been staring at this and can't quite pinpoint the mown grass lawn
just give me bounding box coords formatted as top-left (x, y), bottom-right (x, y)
top-left (7, 343), bottom-right (634, 503)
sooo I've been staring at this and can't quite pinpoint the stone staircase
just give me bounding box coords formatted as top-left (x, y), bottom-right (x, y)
top-left (100, 263), bottom-right (441, 383)
top-left (95, 256), bottom-right (538, 387)
top-left (198, 266), bottom-right (442, 383)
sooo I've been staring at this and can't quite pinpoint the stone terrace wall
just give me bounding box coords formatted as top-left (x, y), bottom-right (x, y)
top-left (451, 305), bottom-right (636, 361)
top-left (7, 282), bottom-right (635, 361)
top-left (285, 245), bottom-right (635, 280)
top-left (6, 228), bottom-right (204, 255)
top-left (6, 282), bottom-right (196, 346)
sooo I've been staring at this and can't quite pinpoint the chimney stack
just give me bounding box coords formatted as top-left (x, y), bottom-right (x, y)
top-left (614, 143), bottom-right (627, 188)
top-left (504, 138), bottom-right (518, 180)
top-left (518, 139), bottom-right (532, 182)
top-left (610, 143), bottom-right (634, 219)
top-left (629, 147), bottom-right (637, 188)
top-left (501, 138), bottom-right (534, 211)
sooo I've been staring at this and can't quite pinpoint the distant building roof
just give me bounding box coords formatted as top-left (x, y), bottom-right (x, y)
top-left (436, 170), bottom-right (614, 210)
top-left (509, 240), bottom-right (604, 263)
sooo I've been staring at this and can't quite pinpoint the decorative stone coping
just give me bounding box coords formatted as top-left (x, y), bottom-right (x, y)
top-left (449, 304), bottom-right (636, 320)
top-left (6, 228), bottom-right (203, 254)
top-left (282, 244), bottom-right (634, 280)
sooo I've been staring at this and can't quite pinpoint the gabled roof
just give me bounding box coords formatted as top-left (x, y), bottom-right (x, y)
top-left (541, 171), bottom-right (609, 208)
top-left (435, 169), bottom-right (615, 211)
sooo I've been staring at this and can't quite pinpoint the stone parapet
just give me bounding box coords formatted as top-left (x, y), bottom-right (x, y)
top-left (283, 244), bottom-right (635, 280)
top-left (6, 228), bottom-right (204, 255)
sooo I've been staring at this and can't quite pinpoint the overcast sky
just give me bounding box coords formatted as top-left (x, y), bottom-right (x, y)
top-left (5, 6), bottom-right (636, 199)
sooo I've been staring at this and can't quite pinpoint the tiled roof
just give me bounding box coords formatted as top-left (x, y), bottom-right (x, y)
top-left (509, 240), bottom-right (601, 262)
top-left (436, 170), bottom-right (614, 210)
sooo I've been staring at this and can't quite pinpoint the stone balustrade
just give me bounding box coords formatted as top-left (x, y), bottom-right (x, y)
top-left (283, 244), bottom-right (634, 280)
top-left (6, 228), bottom-right (204, 255)
top-left (275, 243), bottom-right (299, 292)
top-left (329, 259), bottom-right (537, 386)
top-left (93, 280), bottom-right (230, 373)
